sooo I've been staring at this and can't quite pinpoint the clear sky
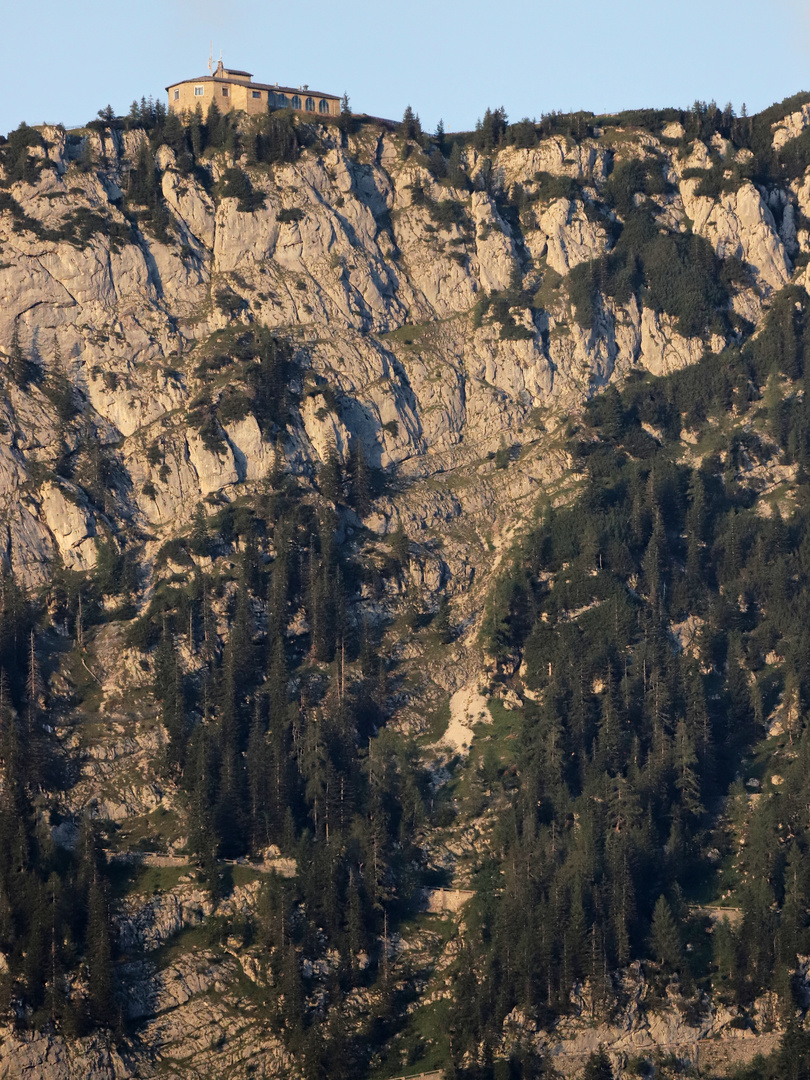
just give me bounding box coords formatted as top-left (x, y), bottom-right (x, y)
top-left (1, 0), bottom-right (809, 136)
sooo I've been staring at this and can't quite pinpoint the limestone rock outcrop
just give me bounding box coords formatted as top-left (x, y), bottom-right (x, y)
top-left (0, 116), bottom-right (804, 587)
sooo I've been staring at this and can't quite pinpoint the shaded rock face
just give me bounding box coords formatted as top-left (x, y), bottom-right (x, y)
top-left (680, 178), bottom-right (790, 290)
top-left (0, 118), bottom-right (804, 587)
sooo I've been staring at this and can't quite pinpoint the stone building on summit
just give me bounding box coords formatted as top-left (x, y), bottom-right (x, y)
top-left (166, 59), bottom-right (340, 119)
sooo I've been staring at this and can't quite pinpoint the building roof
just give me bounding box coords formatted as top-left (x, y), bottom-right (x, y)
top-left (222, 68), bottom-right (253, 78)
top-left (165, 74), bottom-right (339, 100)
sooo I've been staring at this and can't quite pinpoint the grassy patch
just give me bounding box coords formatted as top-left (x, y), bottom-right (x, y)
top-left (152, 917), bottom-right (232, 968)
top-left (398, 910), bottom-right (456, 947)
top-left (64, 647), bottom-right (105, 713)
top-left (481, 696), bottom-right (519, 735)
top-left (109, 860), bottom-right (188, 899)
top-left (228, 864), bottom-right (264, 888)
top-left (113, 805), bottom-right (185, 854)
top-left (417, 698), bottom-right (451, 743)
top-left (369, 999), bottom-right (451, 1080)
top-left (380, 323), bottom-right (430, 348)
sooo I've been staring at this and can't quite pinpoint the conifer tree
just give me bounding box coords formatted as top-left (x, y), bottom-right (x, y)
top-left (649, 895), bottom-right (682, 970)
top-left (189, 104), bottom-right (204, 157)
top-left (338, 93), bottom-right (353, 138)
top-left (401, 105), bottom-right (420, 141)
top-left (582, 1046), bottom-right (613, 1080)
top-left (154, 619), bottom-right (185, 771)
top-left (347, 441), bottom-right (372, 516)
top-left (318, 446), bottom-right (342, 504)
top-left (206, 101), bottom-right (224, 149)
top-left (86, 874), bottom-right (115, 1027)
top-left (447, 142), bottom-right (467, 188)
top-left (9, 323), bottom-right (37, 389)
top-left (25, 630), bottom-right (44, 789)
top-left (673, 720), bottom-right (703, 818)
top-left (128, 138), bottom-right (157, 207)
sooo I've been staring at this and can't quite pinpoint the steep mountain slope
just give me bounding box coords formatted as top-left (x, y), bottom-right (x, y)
top-left (1, 96), bottom-right (810, 1078)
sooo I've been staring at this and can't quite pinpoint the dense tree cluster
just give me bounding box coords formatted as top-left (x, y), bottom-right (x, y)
top-left (0, 577), bottom-right (115, 1032)
top-left (0, 123), bottom-right (49, 187)
top-left (139, 464), bottom-right (430, 1071)
top-left (567, 205), bottom-right (736, 338)
top-left (454, 286), bottom-right (810, 1073)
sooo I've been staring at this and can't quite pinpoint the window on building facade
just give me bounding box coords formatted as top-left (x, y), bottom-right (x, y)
top-left (194, 86), bottom-right (204, 96)
top-left (222, 86), bottom-right (229, 97)
top-left (252, 91), bottom-right (261, 99)
top-left (291, 95), bottom-right (301, 109)
top-left (305, 97), bottom-right (315, 112)
top-left (319, 98), bottom-right (330, 114)
top-left (174, 89), bottom-right (180, 100)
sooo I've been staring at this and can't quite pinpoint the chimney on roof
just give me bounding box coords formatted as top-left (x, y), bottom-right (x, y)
top-left (214, 59), bottom-right (225, 77)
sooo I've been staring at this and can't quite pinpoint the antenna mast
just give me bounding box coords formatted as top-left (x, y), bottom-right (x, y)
top-left (208, 42), bottom-right (213, 74)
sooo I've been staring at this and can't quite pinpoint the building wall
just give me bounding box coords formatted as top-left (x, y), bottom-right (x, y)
top-left (167, 78), bottom-right (340, 119)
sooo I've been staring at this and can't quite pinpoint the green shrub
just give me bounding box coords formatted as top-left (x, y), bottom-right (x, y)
top-left (567, 261), bottom-right (600, 328)
top-left (56, 208), bottom-right (131, 251)
top-left (194, 327), bottom-right (293, 436)
top-left (249, 111), bottom-right (300, 165)
top-left (0, 190), bottom-right (41, 233)
top-left (604, 156), bottom-right (670, 216)
top-left (533, 267), bottom-right (564, 311)
top-left (568, 209), bottom-right (730, 337)
top-left (472, 294), bottom-right (489, 328)
top-left (277, 207), bottom-right (303, 223)
top-left (407, 178), bottom-right (428, 206)
top-left (219, 167), bottom-right (266, 212)
top-left (218, 391), bottom-right (253, 425)
top-left (508, 118), bottom-right (539, 149)
top-left (214, 288), bottom-right (247, 316)
top-left (407, 181), bottom-right (472, 232)
top-left (42, 373), bottom-right (78, 423)
top-left (191, 408), bottom-right (226, 454)
top-left (643, 230), bottom-right (728, 337)
top-left (0, 192), bottom-right (126, 250)
top-left (499, 319), bottom-right (535, 341)
top-left (532, 171), bottom-right (580, 202)
top-left (155, 538), bottom-right (191, 569)
top-left (682, 156), bottom-right (753, 199)
top-left (428, 198), bottom-right (470, 231)
top-left (0, 123), bottom-right (47, 186)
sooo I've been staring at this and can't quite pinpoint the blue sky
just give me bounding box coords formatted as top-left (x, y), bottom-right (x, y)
top-left (1, 0), bottom-right (808, 136)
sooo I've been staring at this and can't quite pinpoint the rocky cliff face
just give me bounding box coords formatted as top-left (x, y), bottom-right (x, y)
top-left (1, 116), bottom-right (798, 591)
top-left (0, 117), bottom-right (798, 546)
top-left (0, 102), bottom-right (808, 1077)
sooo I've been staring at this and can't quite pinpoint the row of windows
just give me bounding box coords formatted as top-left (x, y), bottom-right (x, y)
top-left (272, 94), bottom-right (331, 113)
top-left (175, 85), bottom-right (334, 114)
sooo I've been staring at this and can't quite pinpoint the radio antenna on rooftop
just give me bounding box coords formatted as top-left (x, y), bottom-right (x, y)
top-left (208, 42), bottom-right (213, 74)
